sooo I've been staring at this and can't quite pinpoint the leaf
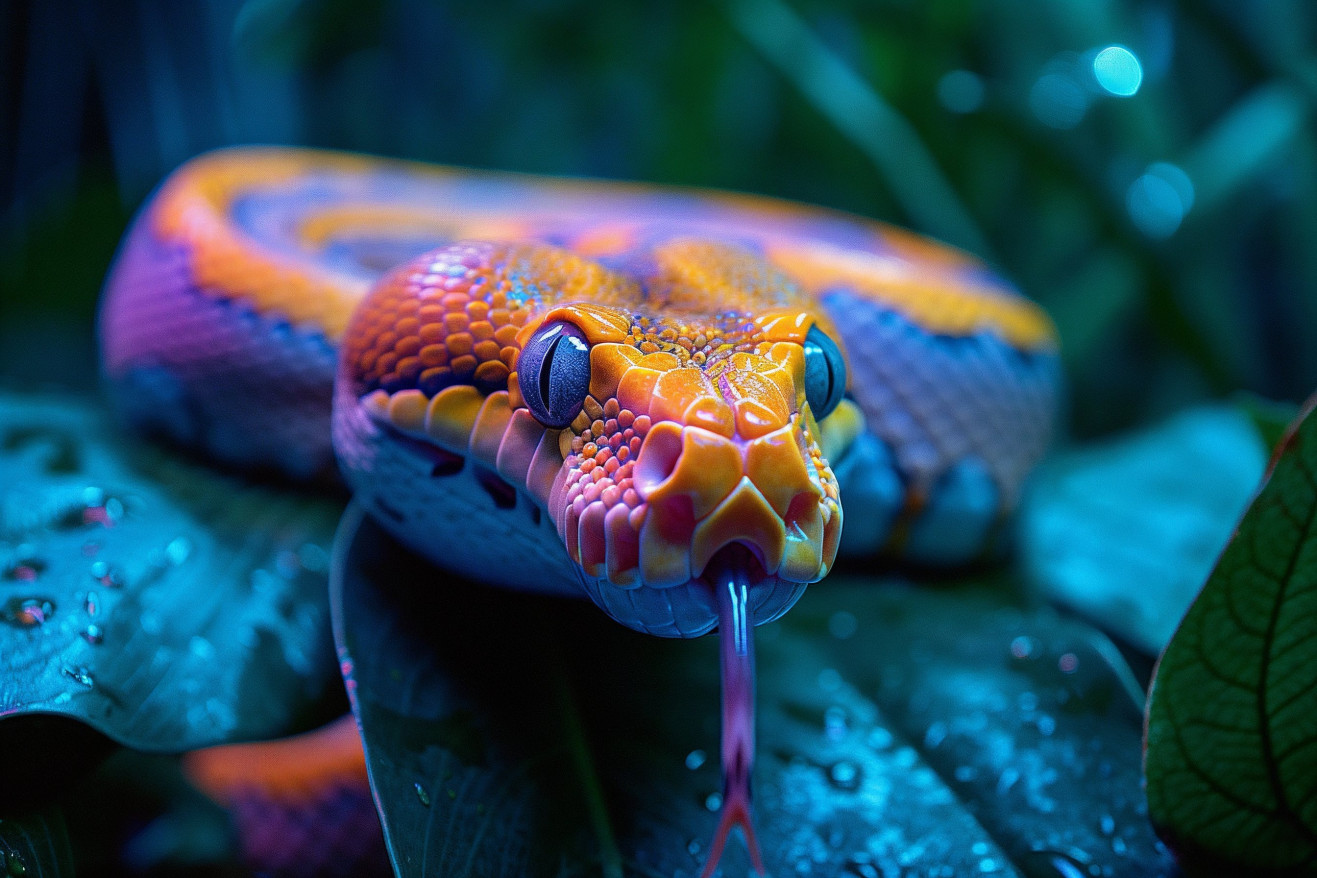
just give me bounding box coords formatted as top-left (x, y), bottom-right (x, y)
top-left (0, 807), bottom-right (74, 878)
top-left (1145, 397), bottom-right (1317, 874)
top-left (0, 391), bottom-right (342, 805)
top-left (1021, 404), bottom-right (1270, 654)
top-left (334, 503), bottom-right (1176, 877)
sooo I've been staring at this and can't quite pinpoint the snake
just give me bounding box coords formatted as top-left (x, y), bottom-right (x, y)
top-left (98, 147), bottom-right (1060, 876)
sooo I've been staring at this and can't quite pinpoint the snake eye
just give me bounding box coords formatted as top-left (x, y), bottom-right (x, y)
top-left (802, 324), bottom-right (846, 420)
top-left (518, 321), bottom-right (591, 428)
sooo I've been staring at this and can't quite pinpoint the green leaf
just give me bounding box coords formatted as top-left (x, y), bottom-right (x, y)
top-left (1145, 398), bottom-right (1317, 874)
top-left (335, 504), bottom-right (1175, 877)
top-left (1022, 405), bottom-right (1270, 654)
top-left (0, 808), bottom-right (74, 878)
top-left (0, 391), bottom-right (342, 800)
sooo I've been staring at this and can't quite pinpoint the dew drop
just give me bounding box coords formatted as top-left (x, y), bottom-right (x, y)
top-left (164, 536), bottom-right (192, 566)
top-left (1024, 846), bottom-right (1092, 878)
top-left (828, 760), bottom-right (861, 791)
top-left (1098, 814), bottom-right (1115, 836)
top-left (1009, 635), bottom-right (1037, 659)
top-left (684, 749), bottom-right (707, 770)
top-left (82, 624), bottom-right (104, 645)
top-left (62, 665), bottom-right (94, 688)
top-left (953, 765), bottom-right (978, 783)
top-left (923, 721), bottom-right (948, 749)
top-left (3, 558), bottom-right (45, 581)
top-left (703, 791), bottom-right (723, 812)
top-left (89, 561), bottom-right (123, 588)
top-left (971, 842), bottom-right (990, 856)
top-left (824, 705), bottom-right (849, 741)
top-left (686, 838), bottom-right (702, 857)
top-left (2, 597), bottom-right (55, 628)
top-left (1058, 653), bottom-right (1079, 674)
top-left (866, 727), bottom-right (893, 750)
top-left (844, 856), bottom-right (882, 878)
top-left (414, 782), bottom-right (431, 807)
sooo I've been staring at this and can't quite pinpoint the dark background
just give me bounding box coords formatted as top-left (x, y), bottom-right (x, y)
top-left (4, 0), bottom-right (1316, 438)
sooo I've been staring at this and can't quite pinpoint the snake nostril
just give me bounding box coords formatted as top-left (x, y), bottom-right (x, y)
top-left (633, 423), bottom-right (684, 497)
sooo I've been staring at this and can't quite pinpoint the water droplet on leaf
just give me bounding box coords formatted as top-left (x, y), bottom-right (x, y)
top-left (685, 749), bottom-right (707, 770)
top-left (828, 760), bottom-right (861, 791)
top-left (82, 624), bottom-right (104, 645)
top-left (62, 665), bottom-right (94, 688)
top-left (2, 597), bottom-right (54, 628)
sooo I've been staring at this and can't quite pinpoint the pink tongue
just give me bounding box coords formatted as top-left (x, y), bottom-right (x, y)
top-left (700, 558), bottom-right (766, 878)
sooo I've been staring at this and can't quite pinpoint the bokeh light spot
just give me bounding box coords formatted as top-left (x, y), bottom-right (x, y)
top-left (1127, 162), bottom-right (1194, 238)
top-left (1029, 73), bottom-right (1088, 129)
top-left (1093, 46), bottom-right (1143, 97)
top-left (937, 70), bottom-right (985, 114)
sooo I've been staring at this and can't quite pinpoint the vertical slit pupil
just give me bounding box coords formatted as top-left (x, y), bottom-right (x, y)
top-left (540, 335), bottom-right (563, 417)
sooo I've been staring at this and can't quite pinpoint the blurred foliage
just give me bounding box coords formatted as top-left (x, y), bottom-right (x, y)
top-left (3, 0), bottom-right (1316, 431)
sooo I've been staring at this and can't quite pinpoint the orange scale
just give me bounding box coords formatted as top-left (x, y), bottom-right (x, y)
top-left (419, 344), bottom-right (447, 368)
top-left (418, 323), bottom-right (445, 345)
top-left (444, 313), bottom-right (470, 334)
top-left (494, 324), bottom-right (519, 346)
top-left (616, 445), bottom-right (630, 462)
top-left (396, 355), bottom-right (421, 381)
top-left (468, 301), bottom-right (490, 322)
top-left (499, 346), bottom-right (518, 370)
top-left (474, 360), bottom-right (509, 386)
top-left (473, 339), bottom-right (501, 361)
top-left (471, 321), bottom-right (495, 342)
top-left (447, 333), bottom-right (473, 356)
top-left (396, 316), bottom-right (420, 337)
top-left (489, 307), bottom-right (511, 326)
top-left (396, 336), bottom-right (422, 358)
top-left (451, 354), bottom-right (478, 376)
top-left (376, 351), bottom-right (399, 375)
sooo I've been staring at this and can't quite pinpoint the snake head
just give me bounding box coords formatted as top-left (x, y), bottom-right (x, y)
top-left (510, 242), bottom-right (850, 637)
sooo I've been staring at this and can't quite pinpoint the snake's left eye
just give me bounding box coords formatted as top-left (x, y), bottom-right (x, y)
top-left (518, 321), bottom-right (591, 428)
top-left (802, 325), bottom-right (846, 419)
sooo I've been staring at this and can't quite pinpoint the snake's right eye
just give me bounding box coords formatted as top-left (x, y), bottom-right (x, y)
top-left (518, 321), bottom-right (591, 429)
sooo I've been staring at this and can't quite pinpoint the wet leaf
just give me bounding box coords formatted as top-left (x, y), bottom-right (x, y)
top-left (334, 503), bottom-right (1176, 877)
top-left (0, 391), bottom-right (342, 803)
top-left (0, 807), bottom-right (74, 878)
top-left (1145, 398), bottom-right (1317, 874)
top-left (1022, 405), bottom-right (1270, 654)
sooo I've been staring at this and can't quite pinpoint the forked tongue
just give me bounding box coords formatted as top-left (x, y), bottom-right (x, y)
top-left (700, 545), bottom-right (767, 878)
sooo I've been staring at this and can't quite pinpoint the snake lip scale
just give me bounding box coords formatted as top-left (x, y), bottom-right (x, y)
top-left (99, 146), bottom-right (1061, 875)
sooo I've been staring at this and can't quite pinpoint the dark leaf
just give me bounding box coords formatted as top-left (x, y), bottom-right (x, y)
top-left (1145, 397), bottom-right (1317, 874)
top-left (0, 807), bottom-right (74, 878)
top-left (0, 391), bottom-right (342, 801)
top-left (335, 503), bottom-right (1176, 877)
top-left (1022, 405), bottom-right (1269, 654)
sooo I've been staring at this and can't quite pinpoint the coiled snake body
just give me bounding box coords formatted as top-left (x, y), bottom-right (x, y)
top-left (100, 148), bottom-right (1060, 875)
